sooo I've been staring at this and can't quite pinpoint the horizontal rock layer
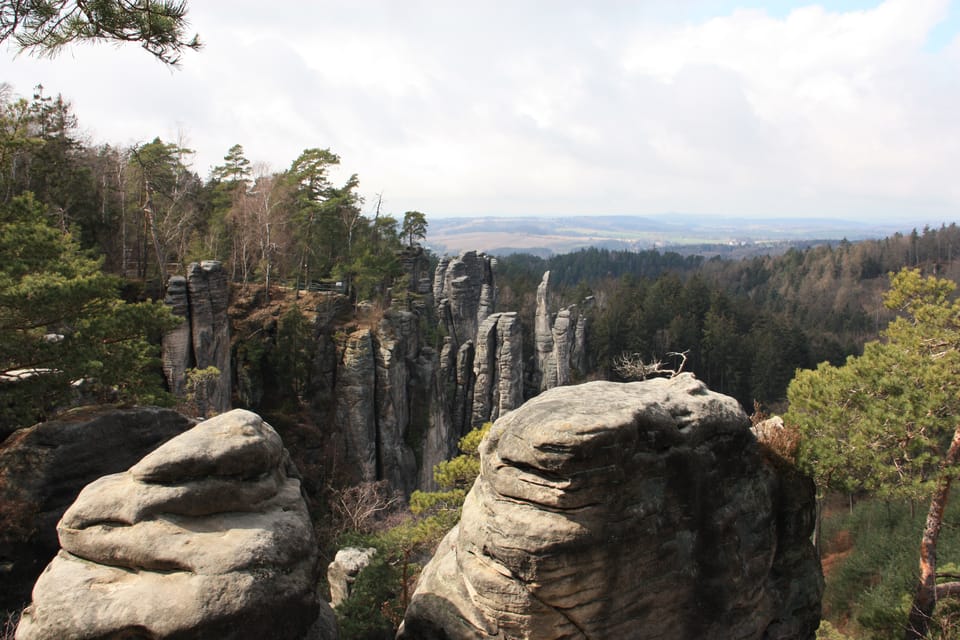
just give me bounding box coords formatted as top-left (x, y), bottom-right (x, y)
top-left (400, 375), bottom-right (821, 640)
top-left (0, 406), bottom-right (194, 612)
top-left (16, 409), bottom-right (333, 640)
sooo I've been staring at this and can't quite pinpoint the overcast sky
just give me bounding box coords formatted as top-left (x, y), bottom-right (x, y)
top-left (2, 0), bottom-right (959, 223)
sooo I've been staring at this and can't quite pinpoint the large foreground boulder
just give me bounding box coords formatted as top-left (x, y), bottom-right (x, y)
top-left (0, 406), bottom-right (194, 612)
top-left (16, 409), bottom-right (336, 640)
top-left (399, 375), bottom-right (822, 640)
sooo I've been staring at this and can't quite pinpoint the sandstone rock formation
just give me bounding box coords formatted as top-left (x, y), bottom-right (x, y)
top-left (399, 375), bottom-right (822, 640)
top-left (336, 329), bottom-right (378, 482)
top-left (374, 310), bottom-right (420, 495)
top-left (0, 407), bottom-right (194, 612)
top-left (534, 271), bottom-right (554, 391)
top-left (471, 312), bottom-right (523, 430)
top-left (187, 260), bottom-right (232, 413)
top-left (397, 245), bottom-right (434, 298)
top-left (16, 409), bottom-right (334, 640)
top-left (418, 251), bottom-right (503, 485)
top-left (434, 251), bottom-right (495, 347)
top-left (161, 261), bottom-right (232, 413)
top-left (334, 310), bottom-right (421, 495)
top-left (534, 271), bottom-right (589, 392)
top-left (328, 547), bottom-right (377, 607)
top-left (161, 275), bottom-right (191, 398)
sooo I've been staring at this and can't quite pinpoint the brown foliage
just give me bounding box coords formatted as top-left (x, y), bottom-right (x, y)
top-left (752, 403), bottom-right (801, 465)
top-left (1, 609), bottom-right (21, 640)
top-left (329, 480), bottom-right (403, 536)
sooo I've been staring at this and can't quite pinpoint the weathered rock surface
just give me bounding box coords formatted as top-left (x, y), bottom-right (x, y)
top-left (0, 406), bottom-right (194, 613)
top-left (333, 311), bottom-right (422, 494)
top-left (471, 313), bottom-right (523, 429)
top-left (434, 251), bottom-right (495, 347)
top-left (374, 310), bottom-right (420, 495)
top-left (161, 261), bottom-right (233, 413)
top-left (534, 271), bottom-right (589, 392)
top-left (336, 329), bottom-right (378, 483)
top-left (16, 409), bottom-right (334, 640)
top-left (328, 547), bottom-right (377, 607)
top-left (419, 251), bottom-right (501, 484)
top-left (399, 375), bottom-right (822, 640)
top-left (187, 260), bottom-right (232, 413)
top-left (534, 271), bottom-right (554, 391)
top-left (161, 275), bottom-right (192, 398)
top-left (398, 245), bottom-right (434, 297)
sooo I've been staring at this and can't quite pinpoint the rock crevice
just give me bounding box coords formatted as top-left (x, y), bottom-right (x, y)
top-left (162, 261), bottom-right (232, 413)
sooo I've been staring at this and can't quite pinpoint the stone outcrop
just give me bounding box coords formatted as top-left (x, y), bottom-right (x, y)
top-left (419, 339), bottom-right (472, 490)
top-left (399, 375), bottom-right (822, 640)
top-left (334, 310), bottom-right (421, 495)
top-left (16, 409), bottom-right (334, 640)
top-left (415, 251), bottom-right (504, 487)
top-left (161, 261), bottom-right (232, 413)
top-left (397, 246), bottom-right (434, 298)
top-left (470, 313), bottom-right (523, 429)
top-left (434, 251), bottom-right (495, 347)
top-left (161, 276), bottom-right (191, 398)
top-left (0, 407), bottom-right (194, 613)
top-left (328, 547), bottom-right (377, 607)
top-left (374, 310), bottom-right (419, 495)
top-left (534, 271), bottom-right (589, 392)
top-left (187, 260), bottom-right (232, 413)
top-left (336, 329), bottom-right (378, 483)
top-left (534, 272), bottom-right (554, 391)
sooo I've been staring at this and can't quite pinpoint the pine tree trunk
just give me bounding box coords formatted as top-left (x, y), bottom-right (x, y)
top-left (904, 425), bottom-right (960, 640)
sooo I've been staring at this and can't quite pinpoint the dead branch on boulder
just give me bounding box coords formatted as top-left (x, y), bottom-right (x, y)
top-left (614, 350), bottom-right (689, 381)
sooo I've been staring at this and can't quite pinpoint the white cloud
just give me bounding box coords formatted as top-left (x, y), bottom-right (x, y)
top-left (1, 0), bottom-right (958, 221)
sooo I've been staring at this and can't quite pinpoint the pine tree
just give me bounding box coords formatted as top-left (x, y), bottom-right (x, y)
top-left (0, 193), bottom-right (176, 433)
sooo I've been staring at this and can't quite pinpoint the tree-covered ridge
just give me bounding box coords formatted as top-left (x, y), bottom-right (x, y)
top-left (5, 81), bottom-right (959, 417)
top-left (495, 224), bottom-right (960, 410)
top-left (0, 84), bottom-right (425, 433)
top-left (0, 86), bottom-right (418, 302)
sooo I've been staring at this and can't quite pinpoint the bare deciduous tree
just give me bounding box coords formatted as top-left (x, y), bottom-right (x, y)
top-left (613, 350), bottom-right (689, 380)
top-left (330, 480), bottom-right (402, 535)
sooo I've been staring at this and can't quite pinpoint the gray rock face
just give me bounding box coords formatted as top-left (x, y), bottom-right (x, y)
top-left (399, 375), bottom-right (822, 640)
top-left (470, 313), bottom-right (523, 429)
top-left (398, 246), bottom-right (433, 297)
top-left (571, 298), bottom-right (591, 374)
top-left (432, 256), bottom-right (452, 303)
top-left (374, 310), bottom-right (419, 495)
top-left (422, 251), bottom-right (501, 463)
top-left (418, 344), bottom-right (455, 491)
top-left (336, 330), bottom-right (378, 483)
top-left (0, 407), bottom-right (194, 613)
top-left (161, 262), bottom-right (233, 413)
top-left (334, 311), bottom-right (423, 494)
top-left (434, 251), bottom-right (495, 347)
top-left (16, 409), bottom-right (333, 640)
top-left (161, 275), bottom-right (191, 398)
top-left (534, 272), bottom-right (555, 391)
top-left (534, 271), bottom-right (589, 392)
top-left (187, 260), bottom-right (232, 413)
top-left (328, 547), bottom-right (377, 607)
top-left (550, 305), bottom-right (576, 387)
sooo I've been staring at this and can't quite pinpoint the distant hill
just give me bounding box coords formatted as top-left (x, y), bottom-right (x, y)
top-left (425, 214), bottom-right (923, 257)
